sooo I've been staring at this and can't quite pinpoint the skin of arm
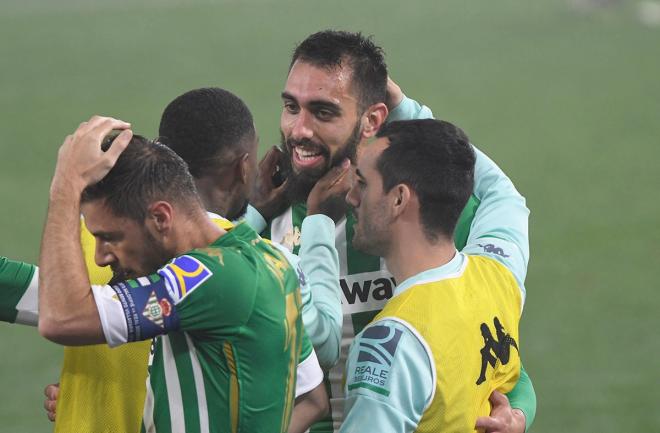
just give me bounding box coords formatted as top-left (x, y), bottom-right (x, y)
top-left (38, 117), bottom-right (132, 345)
top-left (288, 382), bottom-right (330, 433)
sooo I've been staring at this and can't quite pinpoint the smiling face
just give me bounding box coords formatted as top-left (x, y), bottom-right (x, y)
top-left (81, 199), bottom-right (171, 282)
top-left (345, 137), bottom-right (393, 257)
top-left (280, 60), bottom-right (363, 201)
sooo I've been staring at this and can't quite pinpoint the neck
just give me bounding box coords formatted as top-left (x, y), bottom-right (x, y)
top-left (174, 209), bottom-right (225, 253)
top-left (385, 229), bottom-right (456, 285)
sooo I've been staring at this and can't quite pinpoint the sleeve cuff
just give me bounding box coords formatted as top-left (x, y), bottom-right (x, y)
top-left (91, 284), bottom-right (128, 348)
top-left (295, 348), bottom-right (324, 397)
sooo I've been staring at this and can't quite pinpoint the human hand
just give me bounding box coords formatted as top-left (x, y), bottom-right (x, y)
top-left (307, 159), bottom-right (352, 223)
top-left (250, 145), bottom-right (290, 220)
top-left (51, 115), bottom-right (132, 194)
top-left (43, 383), bottom-right (59, 422)
top-left (475, 391), bottom-right (526, 433)
top-left (385, 77), bottom-right (404, 111)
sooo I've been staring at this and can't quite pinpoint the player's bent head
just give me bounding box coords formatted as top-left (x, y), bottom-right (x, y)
top-left (291, 30), bottom-right (388, 111)
top-left (375, 119), bottom-right (476, 242)
top-left (158, 87), bottom-right (257, 178)
top-left (81, 135), bottom-right (202, 222)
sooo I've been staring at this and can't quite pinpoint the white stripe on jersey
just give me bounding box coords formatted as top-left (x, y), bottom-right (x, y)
top-left (162, 335), bottom-right (186, 432)
top-left (270, 206), bottom-right (294, 246)
top-left (185, 333), bottom-right (210, 433)
top-left (142, 374), bottom-right (156, 433)
top-left (15, 269), bottom-right (39, 326)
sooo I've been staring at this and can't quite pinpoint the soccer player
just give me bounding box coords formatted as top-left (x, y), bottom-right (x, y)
top-left (247, 30), bottom-right (535, 432)
top-left (38, 116), bottom-right (304, 432)
top-left (3, 88), bottom-right (341, 432)
top-left (341, 119), bottom-right (527, 432)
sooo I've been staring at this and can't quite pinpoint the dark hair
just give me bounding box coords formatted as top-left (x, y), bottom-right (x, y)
top-left (375, 119), bottom-right (475, 242)
top-left (291, 30), bottom-right (388, 111)
top-left (81, 135), bottom-right (201, 221)
top-left (158, 87), bottom-right (256, 177)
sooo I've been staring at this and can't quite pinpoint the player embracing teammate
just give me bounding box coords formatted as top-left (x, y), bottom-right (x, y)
top-left (0, 29), bottom-right (536, 433)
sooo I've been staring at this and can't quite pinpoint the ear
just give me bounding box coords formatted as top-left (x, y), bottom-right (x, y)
top-left (146, 201), bottom-right (174, 234)
top-left (391, 184), bottom-right (412, 218)
top-left (361, 102), bottom-right (388, 139)
top-left (237, 152), bottom-right (250, 185)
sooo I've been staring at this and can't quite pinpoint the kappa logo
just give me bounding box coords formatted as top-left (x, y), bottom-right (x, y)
top-left (477, 243), bottom-right (510, 258)
top-left (476, 316), bottom-right (519, 385)
top-left (340, 271), bottom-right (397, 314)
top-left (159, 255), bottom-right (212, 301)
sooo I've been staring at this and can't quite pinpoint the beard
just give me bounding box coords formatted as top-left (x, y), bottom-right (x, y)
top-left (279, 123), bottom-right (361, 203)
top-left (108, 227), bottom-right (171, 285)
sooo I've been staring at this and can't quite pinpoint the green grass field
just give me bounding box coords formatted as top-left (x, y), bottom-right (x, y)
top-left (1, 0), bottom-right (658, 431)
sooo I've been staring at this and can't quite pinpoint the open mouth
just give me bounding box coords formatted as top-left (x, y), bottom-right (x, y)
top-left (292, 145), bottom-right (326, 168)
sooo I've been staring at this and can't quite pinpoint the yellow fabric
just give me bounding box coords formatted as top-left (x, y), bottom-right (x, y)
top-left (54, 217), bottom-right (234, 433)
top-left (374, 255), bottom-right (522, 433)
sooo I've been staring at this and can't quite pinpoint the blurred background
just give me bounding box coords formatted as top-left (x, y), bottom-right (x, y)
top-left (1, 0), bottom-right (658, 431)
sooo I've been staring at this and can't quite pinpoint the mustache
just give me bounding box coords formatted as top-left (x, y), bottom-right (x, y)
top-left (285, 137), bottom-right (329, 155)
top-left (108, 267), bottom-right (132, 285)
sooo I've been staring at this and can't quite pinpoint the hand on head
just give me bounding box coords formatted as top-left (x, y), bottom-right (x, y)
top-left (51, 115), bottom-right (132, 193)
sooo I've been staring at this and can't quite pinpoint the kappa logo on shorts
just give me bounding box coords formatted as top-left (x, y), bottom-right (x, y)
top-left (159, 255), bottom-right (212, 301)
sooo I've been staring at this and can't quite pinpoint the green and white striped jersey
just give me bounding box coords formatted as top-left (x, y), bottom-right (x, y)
top-left (93, 223), bottom-right (306, 433)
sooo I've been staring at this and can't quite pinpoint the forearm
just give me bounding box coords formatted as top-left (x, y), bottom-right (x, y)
top-left (505, 364), bottom-right (537, 432)
top-left (0, 257), bottom-right (38, 325)
top-left (298, 215), bottom-right (342, 368)
top-left (289, 383), bottom-right (329, 433)
top-left (39, 182), bottom-right (103, 344)
top-left (386, 95), bottom-right (434, 122)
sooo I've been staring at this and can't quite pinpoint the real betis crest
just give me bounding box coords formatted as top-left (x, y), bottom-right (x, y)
top-left (281, 227), bottom-right (301, 251)
top-left (142, 290), bottom-right (171, 328)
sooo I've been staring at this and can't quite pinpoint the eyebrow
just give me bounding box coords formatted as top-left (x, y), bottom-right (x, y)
top-left (281, 92), bottom-right (342, 114)
top-left (91, 230), bottom-right (122, 239)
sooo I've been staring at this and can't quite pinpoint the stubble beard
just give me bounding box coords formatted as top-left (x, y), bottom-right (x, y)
top-left (108, 227), bottom-right (171, 285)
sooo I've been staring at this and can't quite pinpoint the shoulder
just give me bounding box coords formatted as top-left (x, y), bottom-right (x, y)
top-left (346, 318), bottom-right (435, 405)
top-left (158, 248), bottom-right (256, 305)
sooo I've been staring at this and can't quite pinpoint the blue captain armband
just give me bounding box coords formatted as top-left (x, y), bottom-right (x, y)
top-left (110, 275), bottom-right (182, 342)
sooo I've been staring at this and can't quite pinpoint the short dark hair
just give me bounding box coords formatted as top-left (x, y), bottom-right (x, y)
top-left (158, 87), bottom-right (256, 177)
top-left (81, 135), bottom-right (201, 221)
top-left (291, 30), bottom-right (388, 111)
top-left (375, 119), bottom-right (475, 242)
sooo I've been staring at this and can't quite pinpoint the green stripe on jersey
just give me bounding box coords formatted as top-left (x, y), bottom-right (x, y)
top-left (169, 332), bottom-right (202, 433)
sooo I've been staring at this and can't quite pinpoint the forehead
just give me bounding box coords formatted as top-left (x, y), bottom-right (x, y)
top-left (357, 137), bottom-right (389, 177)
top-left (284, 61), bottom-right (359, 109)
top-left (81, 200), bottom-right (138, 233)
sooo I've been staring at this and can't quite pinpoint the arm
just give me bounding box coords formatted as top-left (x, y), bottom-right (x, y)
top-left (385, 78), bottom-right (434, 122)
top-left (39, 117), bottom-right (132, 344)
top-left (289, 383), bottom-right (329, 433)
top-left (461, 146), bottom-right (535, 430)
top-left (272, 216), bottom-right (342, 369)
top-left (0, 257), bottom-right (38, 325)
top-left (340, 320), bottom-right (433, 433)
top-left (462, 146), bottom-right (530, 305)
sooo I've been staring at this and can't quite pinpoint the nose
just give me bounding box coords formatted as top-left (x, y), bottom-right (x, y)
top-left (94, 240), bottom-right (116, 268)
top-left (346, 182), bottom-right (359, 208)
top-left (289, 110), bottom-right (314, 142)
